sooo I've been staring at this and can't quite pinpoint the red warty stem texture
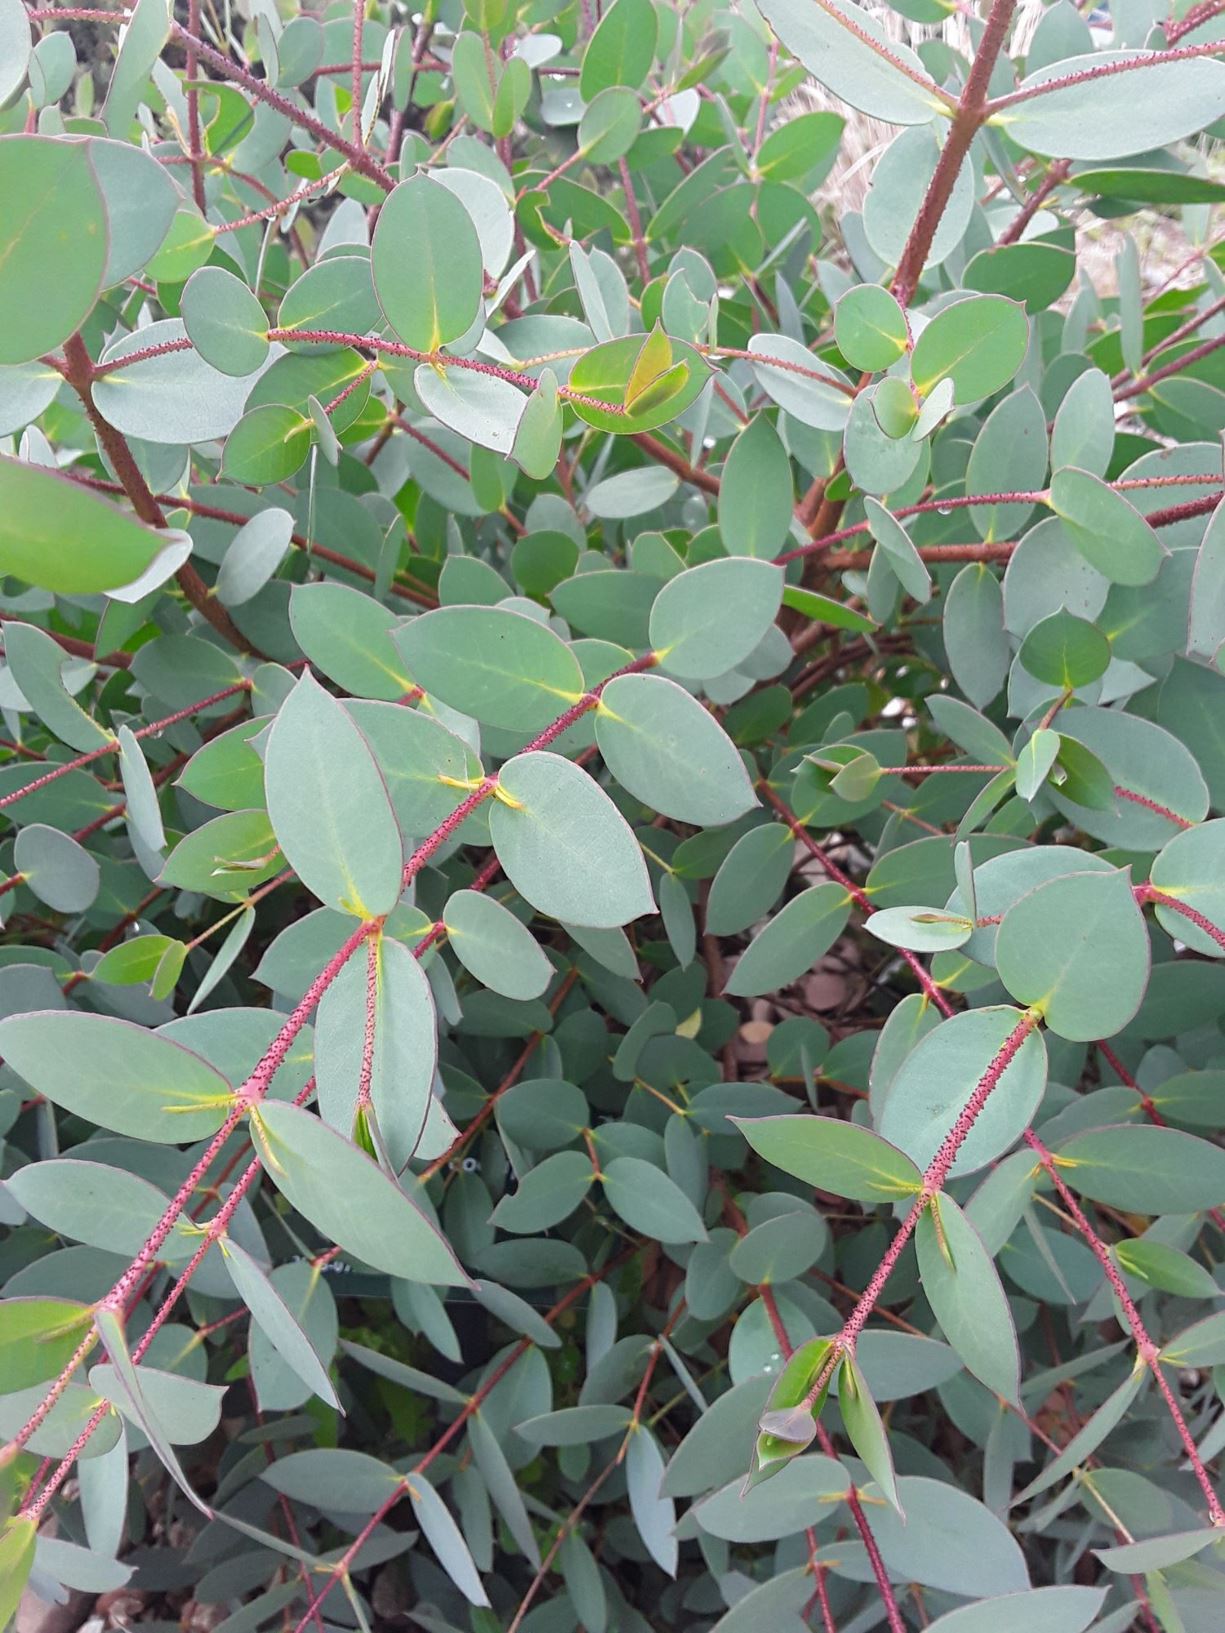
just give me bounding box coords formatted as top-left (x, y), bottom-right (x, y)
top-left (1025, 1131), bottom-right (1225, 1528)
top-left (0, 681), bottom-right (252, 811)
top-left (4, 651), bottom-right (662, 1494)
top-left (805, 1009), bottom-right (1039, 1404)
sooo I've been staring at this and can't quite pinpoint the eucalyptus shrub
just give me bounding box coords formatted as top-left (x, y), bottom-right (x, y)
top-left (4, 0), bottom-right (1225, 1628)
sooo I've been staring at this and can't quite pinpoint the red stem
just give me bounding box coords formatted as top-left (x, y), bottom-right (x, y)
top-left (1113, 786), bottom-right (1195, 829)
top-left (1145, 492), bottom-right (1225, 531)
top-left (902, 766), bottom-right (1198, 831)
top-left (0, 681), bottom-right (251, 812)
top-left (170, 23), bottom-right (395, 191)
top-left (90, 336), bottom-right (196, 375)
top-left (185, 0), bottom-right (205, 212)
top-left (1096, 1040), bottom-right (1165, 1126)
top-left (808, 1541), bottom-right (838, 1633)
top-left (1123, 293), bottom-right (1225, 381)
top-left (351, 0), bottom-right (365, 150)
top-left (804, 1011), bottom-right (1039, 1404)
top-left (356, 935), bottom-right (379, 1113)
top-left (213, 166), bottom-right (348, 237)
top-left (394, 415), bottom-right (472, 480)
top-left (1141, 884), bottom-right (1225, 952)
top-left (60, 469), bottom-right (436, 607)
top-left (892, 0), bottom-right (1018, 305)
top-left (1025, 1131), bottom-right (1225, 1527)
top-left (987, 38), bottom-right (1225, 113)
top-left (25, 1082), bottom-right (318, 1520)
top-left (630, 432), bottom-right (721, 496)
top-left (5, 929), bottom-right (377, 1473)
top-left (760, 1286), bottom-right (904, 1633)
top-left (1167, 0), bottom-right (1225, 42)
top-left (758, 779), bottom-right (955, 1018)
top-left (262, 328), bottom-right (622, 414)
top-left (61, 333), bottom-right (256, 657)
top-left (5, 641), bottom-right (665, 1484)
top-left (778, 475), bottom-right (1224, 564)
top-left (1115, 330), bottom-right (1225, 402)
top-left (998, 158), bottom-right (1071, 246)
top-left (619, 157), bottom-right (650, 286)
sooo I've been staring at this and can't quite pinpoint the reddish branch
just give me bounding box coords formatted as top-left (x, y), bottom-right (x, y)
top-left (759, 778), bottom-right (955, 1018)
top-left (61, 334), bottom-right (257, 656)
top-left (779, 474), bottom-right (1224, 565)
top-left (799, 1011), bottom-right (1039, 1412)
top-left (1145, 492), bottom-right (1225, 530)
top-left (4, 917), bottom-right (372, 1478)
top-left (288, 1248), bottom-right (644, 1633)
top-left (26, 4), bottom-right (129, 14)
top-left (755, 1241), bottom-right (903, 1628)
top-left (355, 936), bottom-right (379, 1115)
top-left (798, 1383), bottom-right (902, 1626)
top-left (6, 653), bottom-right (661, 1490)
top-left (893, 0), bottom-right (1018, 304)
top-left (619, 157), bottom-right (651, 286)
top-left (59, 470), bottom-right (437, 608)
top-left (987, 38), bottom-right (1225, 113)
top-left (169, 23), bottom-right (396, 191)
top-left (184, 0), bottom-right (205, 211)
top-left (1026, 1131), bottom-right (1225, 1528)
top-left (1115, 330), bottom-right (1225, 402)
top-left (1167, 0), bottom-right (1225, 40)
top-left (2, 627), bottom-right (132, 669)
top-left (0, 681), bottom-right (251, 812)
top-left (999, 159), bottom-right (1071, 246)
top-left (631, 431), bottom-right (721, 495)
top-left (1140, 884), bottom-right (1225, 953)
top-left (903, 764), bottom-right (1197, 833)
top-left (1124, 293), bottom-right (1225, 382)
top-left (351, 0), bottom-right (366, 151)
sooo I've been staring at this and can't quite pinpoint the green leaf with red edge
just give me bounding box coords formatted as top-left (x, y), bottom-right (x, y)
top-left (994, 869), bottom-right (1149, 1040)
top-left (0, 1010), bottom-right (234, 1143)
top-left (916, 1192), bottom-right (1020, 1402)
top-left (372, 172), bottom-right (484, 352)
top-left (879, 1006), bottom-right (1047, 1177)
top-left (1049, 466), bottom-right (1165, 588)
top-left (395, 603), bottom-right (585, 733)
top-left (264, 671), bottom-right (403, 919)
top-left (315, 932), bottom-right (438, 1172)
top-left (1051, 1124), bottom-right (1225, 1213)
top-left (0, 137), bottom-right (107, 364)
top-left (1149, 817), bottom-right (1225, 957)
top-left (251, 1099), bottom-right (468, 1285)
top-left (732, 1114), bottom-right (922, 1201)
top-left (0, 461), bottom-right (170, 596)
top-left (489, 750), bottom-right (656, 928)
top-left (910, 296), bottom-right (1029, 401)
top-left (719, 414), bottom-right (794, 560)
top-left (723, 883), bottom-right (851, 996)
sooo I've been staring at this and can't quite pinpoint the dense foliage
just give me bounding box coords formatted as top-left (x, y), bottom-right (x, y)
top-left (4, 0), bottom-right (1225, 1628)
